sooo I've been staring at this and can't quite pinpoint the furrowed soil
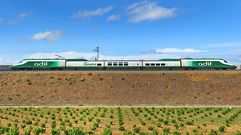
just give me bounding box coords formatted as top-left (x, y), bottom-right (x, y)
top-left (0, 71), bottom-right (241, 106)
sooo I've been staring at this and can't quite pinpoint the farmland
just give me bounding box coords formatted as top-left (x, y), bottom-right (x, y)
top-left (0, 107), bottom-right (241, 135)
top-left (1, 71), bottom-right (241, 134)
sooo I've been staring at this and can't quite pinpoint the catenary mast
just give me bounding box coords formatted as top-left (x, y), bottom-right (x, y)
top-left (94, 46), bottom-right (100, 60)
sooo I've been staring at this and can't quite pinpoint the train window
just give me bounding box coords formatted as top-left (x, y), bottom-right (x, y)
top-left (119, 62), bottom-right (123, 66)
top-left (156, 63), bottom-right (160, 66)
top-left (113, 62), bottom-right (117, 66)
top-left (97, 63), bottom-right (102, 66)
top-left (124, 62), bottom-right (128, 66)
top-left (108, 62), bottom-right (112, 66)
top-left (151, 63), bottom-right (155, 66)
top-left (145, 63), bottom-right (150, 66)
top-left (161, 63), bottom-right (165, 66)
top-left (224, 60), bottom-right (228, 63)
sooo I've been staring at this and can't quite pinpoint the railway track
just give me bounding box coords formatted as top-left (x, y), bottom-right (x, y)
top-left (1, 70), bottom-right (241, 73)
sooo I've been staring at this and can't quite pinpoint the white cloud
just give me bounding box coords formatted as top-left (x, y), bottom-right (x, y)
top-left (107, 14), bottom-right (120, 21)
top-left (73, 6), bottom-right (113, 18)
top-left (0, 12), bottom-right (30, 25)
top-left (0, 18), bottom-right (4, 24)
top-left (144, 48), bottom-right (206, 54)
top-left (27, 51), bottom-right (194, 61)
top-left (127, 1), bottom-right (177, 23)
top-left (6, 49), bottom-right (238, 64)
top-left (31, 30), bottom-right (64, 42)
top-left (26, 48), bottom-right (207, 61)
top-left (28, 52), bottom-right (96, 59)
top-left (8, 12), bottom-right (30, 25)
top-left (101, 54), bottom-right (179, 60)
top-left (18, 12), bottom-right (29, 19)
top-left (205, 42), bottom-right (241, 48)
top-left (2, 56), bottom-right (29, 65)
top-left (0, 58), bottom-right (4, 65)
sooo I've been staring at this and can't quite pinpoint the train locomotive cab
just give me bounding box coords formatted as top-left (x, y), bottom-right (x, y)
top-left (180, 58), bottom-right (237, 70)
top-left (220, 59), bottom-right (237, 70)
top-left (10, 60), bottom-right (28, 70)
top-left (10, 59), bottom-right (67, 70)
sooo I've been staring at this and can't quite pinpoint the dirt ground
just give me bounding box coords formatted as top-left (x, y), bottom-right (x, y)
top-left (0, 71), bottom-right (241, 106)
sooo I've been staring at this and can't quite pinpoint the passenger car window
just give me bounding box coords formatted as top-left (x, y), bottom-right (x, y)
top-left (119, 62), bottom-right (123, 66)
top-left (156, 63), bottom-right (160, 66)
top-left (124, 62), bottom-right (128, 66)
top-left (113, 62), bottom-right (117, 66)
top-left (161, 63), bottom-right (165, 66)
top-left (97, 63), bottom-right (102, 66)
top-left (145, 63), bottom-right (150, 66)
top-left (108, 62), bottom-right (112, 66)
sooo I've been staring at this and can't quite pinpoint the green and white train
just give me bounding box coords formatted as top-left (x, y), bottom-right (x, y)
top-left (10, 58), bottom-right (237, 70)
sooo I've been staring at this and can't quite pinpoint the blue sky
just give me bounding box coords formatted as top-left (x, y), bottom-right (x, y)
top-left (0, 0), bottom-right (241, 64)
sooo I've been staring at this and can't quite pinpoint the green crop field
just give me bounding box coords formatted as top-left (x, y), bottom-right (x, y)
top-left (0, 107), bottom-right (241, 135)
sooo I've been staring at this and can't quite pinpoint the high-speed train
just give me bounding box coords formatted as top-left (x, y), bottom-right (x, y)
top-left (10, 58), bottom-right (237, 70)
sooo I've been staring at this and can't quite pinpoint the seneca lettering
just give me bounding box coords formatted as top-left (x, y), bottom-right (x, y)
top-left (84, 62), bottom-right (96, 66)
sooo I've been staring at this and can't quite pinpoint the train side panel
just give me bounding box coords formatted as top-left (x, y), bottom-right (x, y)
top-left (10, 60), bottom-right (66, 70)
top-left (143, 60), bottom-right (181, 69)
top-left (66, 60), bottom-right (104, 70)
top-left (104, 61), bottom-right (142, 69)
top-left (181, 59), bottom-right (236, 69)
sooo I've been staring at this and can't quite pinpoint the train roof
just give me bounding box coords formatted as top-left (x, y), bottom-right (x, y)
top-left (159, 58), bottom-right (181, 61)
top-left (22, 58), bottom-right (224, 61)
top-left (181, 58), bottom-right (224, 60)
top-left (23, 58), bottom-right (88, 61)
top-left (159, 58), bottom-right (223, 61)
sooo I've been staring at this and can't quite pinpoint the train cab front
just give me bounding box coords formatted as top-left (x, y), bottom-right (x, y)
top-left (10, 60), bottom-right (26, 70)
top-left (221, 59), bottom-right (237, 70)
top-left (231, 65), bottom-right (238, 70)
top-left (9, 65), bottom-right (15, 70)
top-left (227, 63), bottom-right (238, 70)
top-left (9, 64), bottom-right (20, 70)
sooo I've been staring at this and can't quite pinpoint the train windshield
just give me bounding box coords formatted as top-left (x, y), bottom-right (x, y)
top-left (224, 60), bottom-right (228, 63)
top-left (18, 60), bottom-right (25, 63)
